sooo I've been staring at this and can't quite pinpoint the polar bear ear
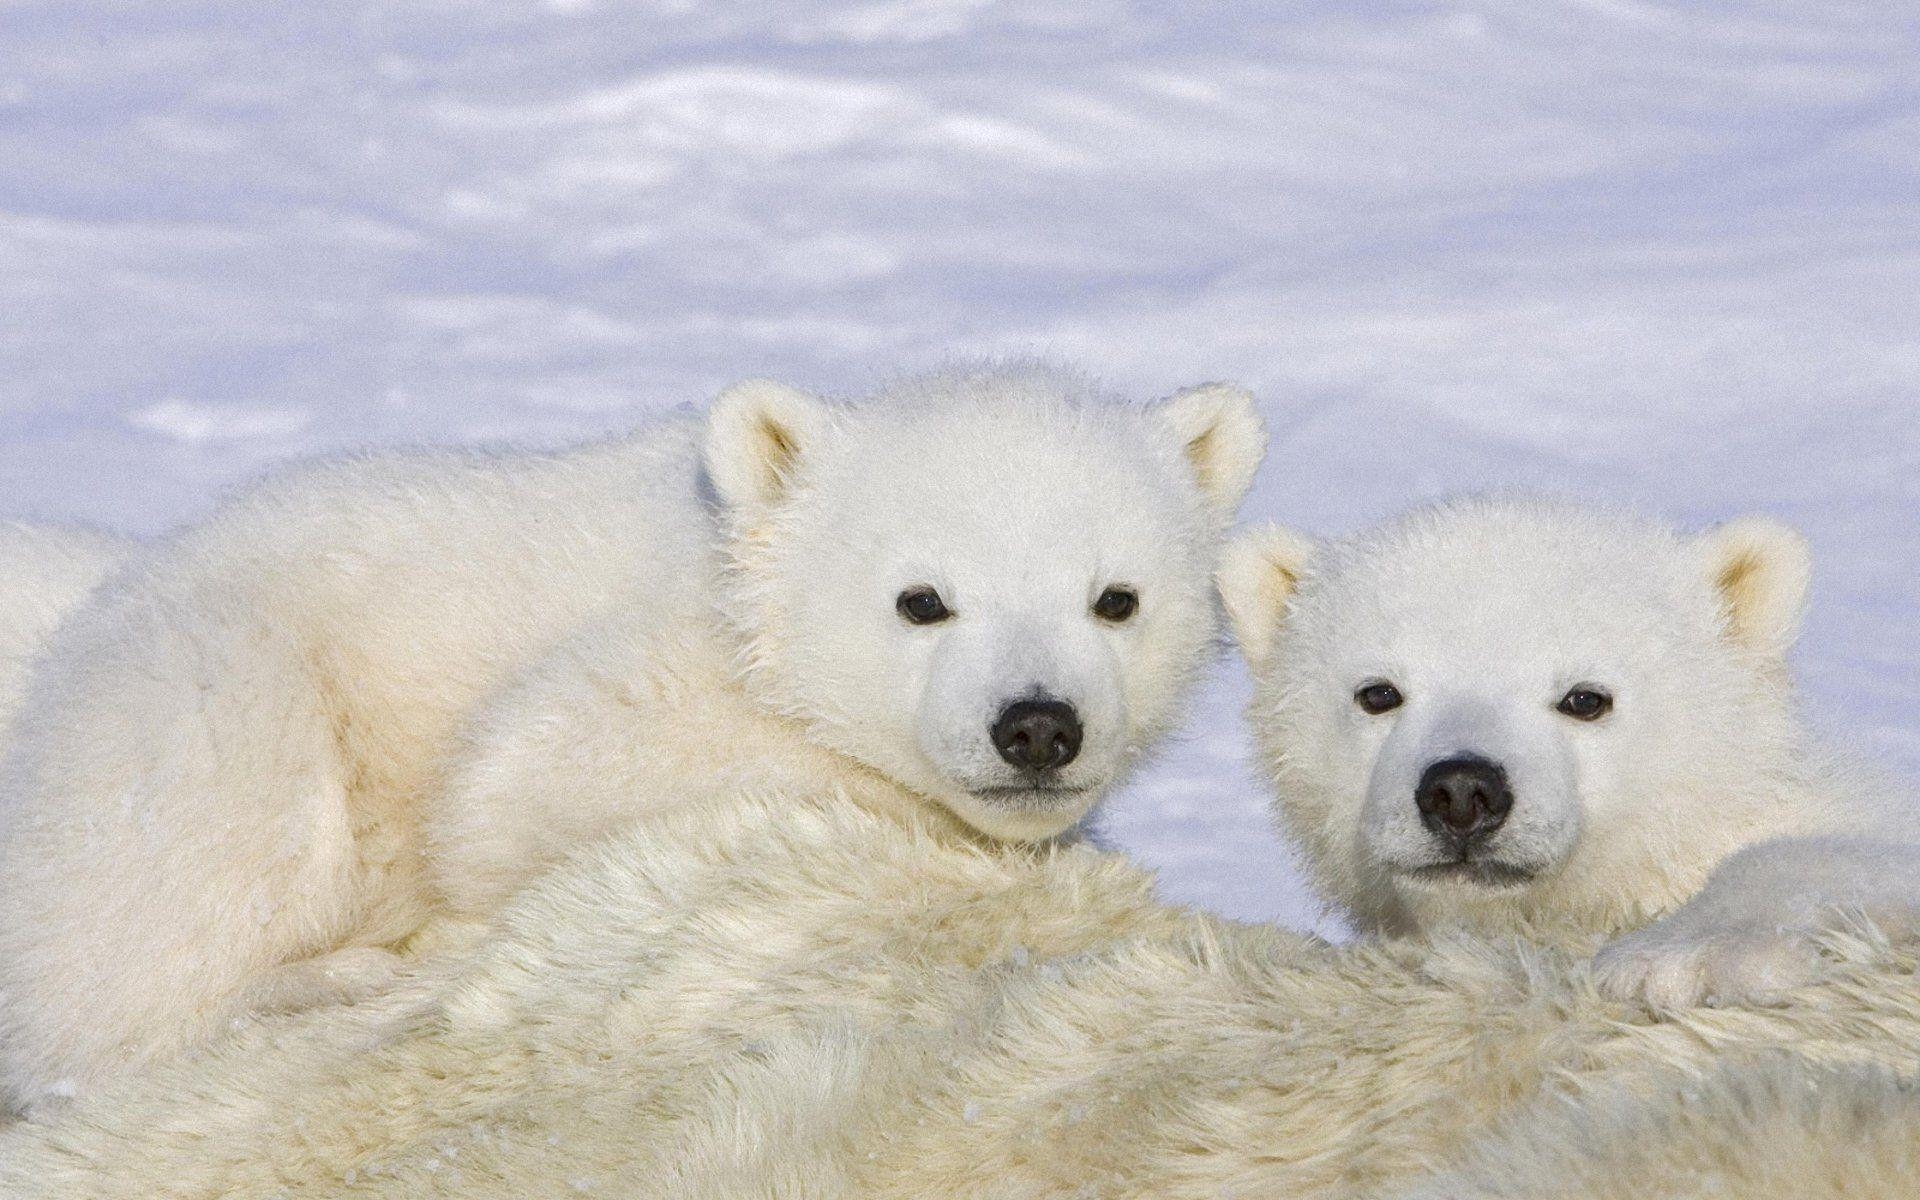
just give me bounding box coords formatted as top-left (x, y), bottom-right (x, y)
top-left (1217, 523), bottom-right (1318, 669)
top-left (1696, 516), bottom-right (1812, 658)
top-left (1155, 383), bottom-right (1268, 525)
top-left (704, 380), bottom-right (833, 512)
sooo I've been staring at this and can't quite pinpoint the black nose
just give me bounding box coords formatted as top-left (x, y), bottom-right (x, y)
top-left (991, 699), bottom-right (1083, 772)
top-left (1416, 757), bottom-right (1513, 848)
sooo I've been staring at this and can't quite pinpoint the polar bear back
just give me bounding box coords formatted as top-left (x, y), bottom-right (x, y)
top-left (19, 416), bottom-right (711, 801)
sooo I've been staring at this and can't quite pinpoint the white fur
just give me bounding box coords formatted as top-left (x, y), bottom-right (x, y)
top-left (1220, 498), bottom-right (1918, 1007)
top-left (4, 786), bottom-right (1918, 1196)
top-left (0, 364), bottom-right (1263, 1111)
top-left (0, 522), bottom-right (130, 735)
top-left (1594, 833), bottom-right (1920, 1009)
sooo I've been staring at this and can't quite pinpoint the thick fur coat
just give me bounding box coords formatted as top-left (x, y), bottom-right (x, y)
top-left (1395, 1055), bottom-right (1920, 1200)
top-left (0, 366), bottom-right (1263, 1110)
top-left (2, 787), bottom-right (1915, 1198)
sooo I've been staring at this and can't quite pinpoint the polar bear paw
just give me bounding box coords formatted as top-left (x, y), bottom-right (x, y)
top-left (1594, 921), bottom-right (1826, 1010)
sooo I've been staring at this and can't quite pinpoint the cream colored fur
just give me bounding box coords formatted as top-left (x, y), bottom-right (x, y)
top-left (1, 787), bottom-right (1916, 1197)
top-left (1219, 498), bottom-right (1917, 1008)
top-left (0, 365), bottom-right (1263, 1111)
top-left (1396, 1055), bottom-right (1920, 1200)
top-left (0, 522), bottom-right (129, 735)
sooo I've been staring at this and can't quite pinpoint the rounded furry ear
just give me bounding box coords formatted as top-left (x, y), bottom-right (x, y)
top-left (704, 380), bottom-right (832, 511)
top-left (1217, 523), bottom-right (1318, 669)
top-left (1155, 383), bottom-right (1267, 524)
top-left (1696, 516), bottom-right (1812, 658)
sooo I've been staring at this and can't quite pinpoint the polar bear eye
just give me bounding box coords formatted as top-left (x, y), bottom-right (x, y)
top-left (1556, 686), bottom-right (1613, 721)
top-left (896, 587), bottom-right (953, 625)
top-left (1092, 587), bottom-right (1138, 622)
top-left (1354, 682), bottom-right (1404, 715)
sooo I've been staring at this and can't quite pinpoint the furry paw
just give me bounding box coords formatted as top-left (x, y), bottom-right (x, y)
top-left (1594, 922), bottom-right (1826, 1010)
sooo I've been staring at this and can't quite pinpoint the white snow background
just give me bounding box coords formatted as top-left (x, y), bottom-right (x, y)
top-left (2, 1), bottom-right (1916, 936)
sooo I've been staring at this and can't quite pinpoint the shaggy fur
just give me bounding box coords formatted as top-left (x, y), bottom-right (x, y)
top-left (0, 365), bottom-right (1264, 1110)
top-left (1218, 498), bottom-right (1917, 1007)
top-left (2, 787), bottom-right (1916, 1198)
top-left (1396, 1056), bottom-right (1920, 1200)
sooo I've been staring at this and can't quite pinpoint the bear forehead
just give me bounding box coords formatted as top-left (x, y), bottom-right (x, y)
top-left (802, 410), bottom-right (1205, 541)
top-left (1291, 504), bottom-right (1722, 667)
top-left (837, 399), bottom-right (1174, 474)
top-left (1327, 502), bottom-right (1707, 609)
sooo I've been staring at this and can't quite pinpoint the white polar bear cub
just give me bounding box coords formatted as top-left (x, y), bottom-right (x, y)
top-left (1218, 498), bottom-right (1919, 1007)
top-left (0, 365), bottom-right (1264, 1112)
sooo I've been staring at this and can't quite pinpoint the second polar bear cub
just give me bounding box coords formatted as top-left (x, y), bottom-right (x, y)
top-left (1219, 498), bottom-right (1918, 1006)
top-left (0, 364), bottom-right (1265, 1111)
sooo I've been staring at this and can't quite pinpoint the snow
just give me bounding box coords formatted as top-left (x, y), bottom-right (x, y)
top-left (2, 2), bottom-right (1915, 938)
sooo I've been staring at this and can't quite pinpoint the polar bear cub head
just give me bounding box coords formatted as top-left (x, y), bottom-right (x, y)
top-left (1219, 498), bottom-right (1814, 935)
top-left (705, 365), bottom-right (1265, 842)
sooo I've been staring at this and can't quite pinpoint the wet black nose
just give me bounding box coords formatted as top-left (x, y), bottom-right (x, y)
top-left (1416, 757), bottom-right (1513, 847)
top-left (991, 699), bottom-right (1083, 772)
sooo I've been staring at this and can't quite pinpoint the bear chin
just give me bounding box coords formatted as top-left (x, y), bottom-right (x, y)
top-left (941, 785), bottom-right (1102, 843)
top-left (1395, 859), bottom-right (1542, 892)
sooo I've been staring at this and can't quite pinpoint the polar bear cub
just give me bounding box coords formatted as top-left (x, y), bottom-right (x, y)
top-left (1218, 498), bottom-right (1918, 1006)
top-left (0, 365), bottom-right (1264, 1112)
top-left (425, 368), bottom-right (1261, 915)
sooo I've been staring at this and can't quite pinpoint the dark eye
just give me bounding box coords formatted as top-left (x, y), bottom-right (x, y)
top-left (1557, 686), bottom-right (1613, 721)
top-left (896, 587), bottom-right (952, 625)
top-left (1355, 682), bottom-right (1404, 715)
top-left (1093, 586), bottom-right (1138, 623)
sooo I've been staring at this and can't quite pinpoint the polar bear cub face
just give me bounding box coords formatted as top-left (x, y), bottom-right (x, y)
top-left (706, 368), bottom-right (1265, 842)
top-left (1220, 499), bottom-right (1812, 934)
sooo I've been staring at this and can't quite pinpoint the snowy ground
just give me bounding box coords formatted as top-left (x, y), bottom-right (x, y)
top-left (2, 2), bottom-right (1916, 936)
